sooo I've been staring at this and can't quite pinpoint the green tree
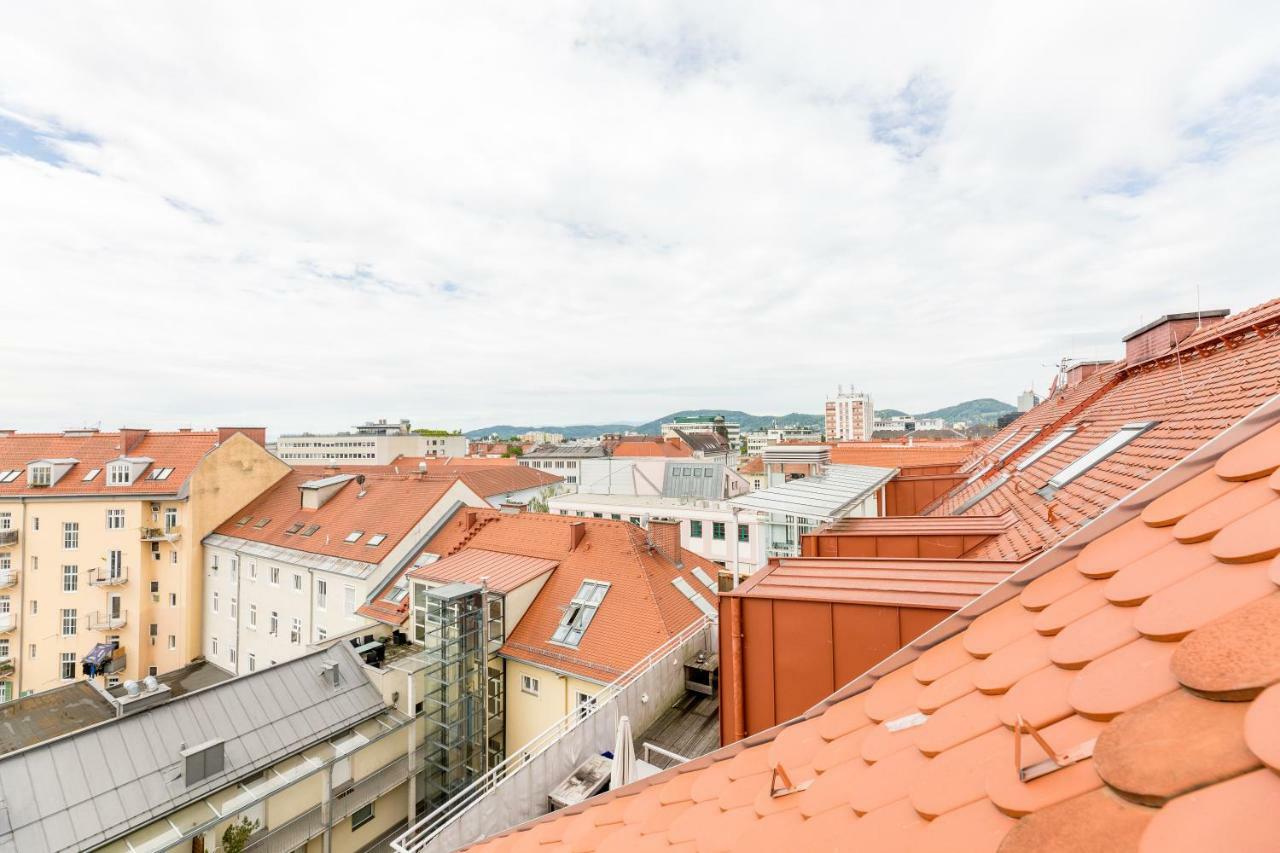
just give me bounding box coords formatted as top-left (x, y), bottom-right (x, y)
top-left (221, 817), bottom-right (260, 853)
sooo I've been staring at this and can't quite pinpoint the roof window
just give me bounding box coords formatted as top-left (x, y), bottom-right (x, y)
top-left (0, 471), bottom-right (20, 483)
top-left (300, 524), bottom-right (320, 537)
top-left (146, 467), bottom-right (174, 480)
top-left (551, 579), bottom-right (610, 647)
top-left (388, 578), bottom-right (409, 603)
top-left (181, 739), bottom-right (226, 788)
top-left (253, 517), bottom-right (271, 528)
top-left (1016, 427), bottom-right (1078, 472)
top-left (284, 522), bottom-right (304, 535)
top-left (344, 530), bottom-right (364, 543)
top-left (367, 534), bottom-right (387, 547)
top-left (82, 468), bottom-right (101, 482)
top-left (1037, 422), bottom-right (1157, 499)
top-left (952, 474), bottom-right (1010, 516)
top-left (997, 427), bottom-right (1042, 462)
top-left (672, 577), bottom-right (717, 618)
top-left (690, 567), bottom-right (717, 592)
top-left (235, 516), bottom-right (251, 526)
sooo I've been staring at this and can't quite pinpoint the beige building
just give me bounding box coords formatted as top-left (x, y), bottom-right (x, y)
top-left (0, 427), bottom-right (287, 699)
top-left (824, 384), bottom-right (875, 441)
top-left (276, 419), bottom-right (468, 465)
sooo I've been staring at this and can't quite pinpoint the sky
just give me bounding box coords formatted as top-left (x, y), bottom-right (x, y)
top-left (1, 2), bottom-right (1278, 435)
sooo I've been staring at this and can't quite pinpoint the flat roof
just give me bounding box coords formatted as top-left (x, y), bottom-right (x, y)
top-left (728, 464), bottom-right (897, 520)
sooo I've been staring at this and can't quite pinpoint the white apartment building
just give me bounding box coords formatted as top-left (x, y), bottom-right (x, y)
top-left (744, 425), bottom-right (824, 455)
top-left (873, 415), bottom-right (949, 433)
top-left (201, 471), bottom-right (489, 675)
top-left (659, 416), bottom-right (741, 450)
top-left (824, 385), bottom-right (875, 442)
top-left (518, 444), bottom-right (607, 487)
top-left (275, 419), bottom-right (468, 464)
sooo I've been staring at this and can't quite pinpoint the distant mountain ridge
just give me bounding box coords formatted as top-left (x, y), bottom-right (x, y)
top-left (465, 399), bottom-right (1015, 439)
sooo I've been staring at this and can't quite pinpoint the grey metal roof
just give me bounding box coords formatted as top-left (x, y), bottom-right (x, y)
top-left (662, 461), bottom-right (728, 500)
top-left (728, 464), bottom-right (897, 520)
top-left (0, 643), bottom-right (386, 853)
top-left (203, 532), bottom-right (379, 579)
top-left (523, 444), bottom-right (607, 459)
top-left (299, 473), bottom-right (356, 489)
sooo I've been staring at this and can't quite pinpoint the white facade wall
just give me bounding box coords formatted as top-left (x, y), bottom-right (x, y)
top-left (274, 433), bottom-right (468, 465)
top-left (520, 456), bottom-right (588, 486)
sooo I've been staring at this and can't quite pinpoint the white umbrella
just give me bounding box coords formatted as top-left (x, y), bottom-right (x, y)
top-left (610, 715), bottom-right (636, 789)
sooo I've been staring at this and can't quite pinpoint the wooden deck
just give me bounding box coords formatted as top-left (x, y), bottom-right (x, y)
top-left (636, 691), bottom-right (721, 769)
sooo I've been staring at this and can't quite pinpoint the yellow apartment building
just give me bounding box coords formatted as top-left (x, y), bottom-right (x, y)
top-left (0, 427), bottom-right (287, 698)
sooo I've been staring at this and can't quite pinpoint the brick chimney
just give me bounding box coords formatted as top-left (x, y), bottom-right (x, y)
top-left (119, 428), bottom-right (149, 454)
top-left (568, 521), bottom-right (586, 552)
top-left (647, 517), bottom-right (683, 568)
top-left (1064, 360), bottom-right (1113, 388)
top-left (499, 500), bottom-right (526, 515)
top-left (218, 427), bottom-right (267, 447)
top-left (1122, 309), bottom-right (1229, 366)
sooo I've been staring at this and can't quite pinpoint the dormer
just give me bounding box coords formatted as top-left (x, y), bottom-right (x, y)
top-left (26, 458), bottom-right (79, 488)
top-left (106, 456), bottom-right (154, 486)
top-left (298, 473), bottom-right (356, 510)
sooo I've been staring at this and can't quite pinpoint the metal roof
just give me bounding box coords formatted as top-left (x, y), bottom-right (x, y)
top-left (0, 643), bottom-right (386, 853)
top-left (728, 464), bottom-right (897, 520)
top-left (203, 532), bottom-right (379, 579)
top-left (299, 473), bottom-right (356, 489)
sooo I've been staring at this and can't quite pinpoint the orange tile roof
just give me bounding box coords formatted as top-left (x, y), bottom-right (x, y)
top-left (0, 429), bottom-right (225, 496)
top-left (740, 456), bottom-right (764, 475)
top-left (459, 392), bottom-right (1280, 852)
top-left (608, 442), bottom-right (694, 458)
top-left (274, 460), bottom-right (561, 498)
top-left (211, 470), bottom-right (458, 564)
top-left (831, 440), bottom-right (977, 468)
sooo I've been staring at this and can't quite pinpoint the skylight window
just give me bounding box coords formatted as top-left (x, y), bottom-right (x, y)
top-left (300, 524), bottom-right (320, 537)
top-left (952, 474), bottom-right (1009, 516)
top-left (235, 516), bottom-right (251, 526)
top-left (551, 580), bottom-right (610, 647)
top-left (997, 428), bottom-right (1042, 462)
top-left (0, 471), bottom-right (20, 483)
top-left (690, 567), bottom-right (717, 592)
top-left (388, 579), bottom-right (409, 603)
top-left (344, 530), bottom-right (364, 543)
top-left (82, 468), bottom-right (101, 482)
top-left (147, 467), bottom-right (175, 480)
top-left (253, 517), bottom-right (271, 528)
top-left (1016, 427), bottom-right (1078, 472)
top-left (367, 534), bottom-right (387, 547)
top-left (672, 577), bottom-right (717, 618)
top-left (284, 522), bottom-right (305, 535)
top-left (1036, 422), bottom-right (1158, 499)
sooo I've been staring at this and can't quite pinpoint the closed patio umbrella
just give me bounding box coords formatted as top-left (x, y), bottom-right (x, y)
top-left (610, 715), bottom-right (636, 788)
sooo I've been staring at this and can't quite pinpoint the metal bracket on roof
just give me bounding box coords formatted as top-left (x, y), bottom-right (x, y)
top-left (768, 763), bottom-right (812, 798)
top-left (883, 711), bottom-right (928, 732)
top-left (1014, 715), bottom-right (1095, 782)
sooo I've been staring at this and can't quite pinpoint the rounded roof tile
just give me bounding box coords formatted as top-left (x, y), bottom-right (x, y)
top-left (912, 632), bottom-right (974, 684)
top-left (723, 743), bottom-right (773, 781)
top-left (909, 726), bottom-right (1011, 818)
top-left (848, 746), bottom-right (930, 815)
top-left (862, 712), bottom-right (929, 763)
top-left (1066, 638), bottom-right (1179, 720)
top-left (814, 693), bottom-right (870, 742)
top-left (717, 770), bottom-right (772, 811)
top-left (1019, 558), bottom-right (1091, 611)
top-left (1244, 682), bottom-right (1280, 771)
top-left (910, 797), bottom-right (1016, 853)
top-left (998, 665), bottom-right (1077, 729)
top-left (973, 633), bottom-right (1053, 694)
top-left (657, 770), bottom-right (702, 806)
top-left (690, 804), bottom-right (758, 853)
top-left (1092, 688), bottom-right (1258, 805)
top-left (1076, 519), bottom-right (1173, 579)
top-left (985, 716), bottom-right (1106, 817)
top-left (666, 800), bottom-right (724, 844)
top-left (1048, 603), bottom-right (1139, 669)
top-left (1172, 477), bottom-right (1275, 543)
top-left (733, 810), bottom-right (806, 853)
top-left (1137, 768), bottom-right (1280, 853)
top-left (963, 598), bottom-right (1037, 658)
top-left (689, 762), bottom-right (732, 802)
top-left (1133, 560), bottom-right (1276, 641)
top-left (1032, 581), bottom-right (1107, 635)
top-left (844, 797), bottom-right (929, 851)
top-left (1171, 591), bottom-right (1280, 699)
top-left (917, 659), bottom-right (978, 713)
top-left (1210, 500), bottom-right (1280, 563)
top-left (914, 691), bottom-right (1002, 756)
top-left (766, 719), bottom-right (825, 780)
top-left (813, 723), bottom-right (874, 773)
top-left (622, 787), bottom-right (664, 826)
top-left (864, 666), bottom-right (928, 722)
top-left (1214, 421), bottom-right (1280, 481)
top-left (1102, 540), bottom-right (1217, 606)
top-left (639, 799), bottom-right (694, 835)
top-left (795, 756), bottom-right (871, 817)
top-left (1140, 467), bottom-right (1238, 527)
top-left (996, 787), bottom-right (1155, 853)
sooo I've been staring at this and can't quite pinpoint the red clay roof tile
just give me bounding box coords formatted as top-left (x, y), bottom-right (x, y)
top-left (1170, 591), bottom-right (1280, 699)
top-left (997, 788), bottom-right (1154, 853)
top-left (1243, 682), bottom-right (1280, 772)
top-left (1137, 767), bottom-right (1280, 853)
top-left (1066, 639), bottom-right (1179, 720)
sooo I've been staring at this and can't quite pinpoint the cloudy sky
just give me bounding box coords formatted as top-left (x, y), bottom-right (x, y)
top-left (2, 2), bottom-right (1278, 434)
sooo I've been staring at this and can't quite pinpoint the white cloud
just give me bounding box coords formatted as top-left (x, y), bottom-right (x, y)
top-left (0, 1), bottom-right (1277, 433)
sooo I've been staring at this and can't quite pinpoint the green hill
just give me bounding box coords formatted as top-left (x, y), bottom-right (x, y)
top-left (916, 398), bottom-right (1016, 424)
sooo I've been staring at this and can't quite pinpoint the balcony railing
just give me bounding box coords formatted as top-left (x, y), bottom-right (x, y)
top-left (0, 613), bottom-right (15, 633)
top-left (88, 610), bottom-right (128, 631)
top-left (0, 657), bottom-right (13, 677)
top-left (140, 526), bottom-right (181, 542)
top-left (0, 570), bottom-right (16, 589)
top-left (0, 530), bottom-right (17, 547)
top-left (88, 566), bottom-right (128, 586)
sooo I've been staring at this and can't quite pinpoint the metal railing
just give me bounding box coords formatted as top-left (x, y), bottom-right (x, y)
top-left (141, 526), bottom-right (181, 541)
top-left (391, 615), bottom-right (714, 853)
top-left (88, 610), bottom-right (128, 631)
top-left (88, 566), bottom-right (128, 586)
top-left (242, 804), bottom-right (324, 853)
top-left (0, 529), bottom-right (18, 547)
top-left (0, 570), bottom-right (16, 589)
top-left (641, 742), bottom-right (691, 769)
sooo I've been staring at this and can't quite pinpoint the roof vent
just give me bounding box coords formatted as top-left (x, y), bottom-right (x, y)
top-left (124, 680), bottom-right (140, 697)
top-left (181, 739), bottom-right (226, 787)
top-left (143, 675), bottom-right (159, 693)
top-left (319, 660), bottom-right (341, 688)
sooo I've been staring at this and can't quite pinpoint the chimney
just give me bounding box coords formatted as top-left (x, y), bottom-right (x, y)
top-left (463, 509), bottom-right (480, 530)
top-left (499, 500), bottom-right (526, 515)
top-left (120, 428), bottom-right (149, 454)
top-left (1122, 309), bottom-right (1230, 366)
top-left (647, 517), bottom-right (683, 568)
top-left (568, 521), bottom-right (586, 552)
top-left (218, 427), bottom-right (267, 447)
top-left (1063, 360), bottom-right (1113, 388)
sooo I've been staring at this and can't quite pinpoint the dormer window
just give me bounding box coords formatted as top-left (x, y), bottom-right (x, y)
top-left (28, 465), bottom-right (52, 487)
top-left (108, 464), bottom-right (132, 486)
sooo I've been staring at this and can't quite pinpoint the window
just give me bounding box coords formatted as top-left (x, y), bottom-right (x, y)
top-left (316, 580), bottom-right (327, 610)
top-left (148, 666), bottom-right (157, 677)
top-left (164, 507), bottom-right (178, 531)
top-left (629, 516), bottom-right (641, 526)
top-left (62, 522), bottom-right (79, 550)
top-left (1037, 423), bottom-right (1158, 499)
top-left (291, 618), bottom-right (302, 644)
top-left (737, 524), bottom-right (750, 543)
top-left (210, 554), bottom-right (218, 575)
top-left (592, 512), bottom-right (603, 518)
top-left (691, 566), bottom-right (717, 591)
top-left (1016, 427), bottom-right (1079, 472)
top-left (228, 647), bottom-right (236, 665)
top-left (551, 580), bottom-right (610, 647)
top-left (344, 585), bottom-right (356, 616)
top-left (60, 652), bottom-right (76, 680)
top-left (248, 562), bottom-right (257, 581)
top-left (62, 565), bottom-right (77, 592)
top-left (31, 518), bottom-right (38, 532)
top-left (27, 599), bottom-right (34, 615)
top-left (672, 577), bottom-right (717, 617)
top-left (344, 530), bottom-right (363, 543)
top-left (212, 592), bottom-right (219, 613)
top-left (270, 565), bottom-right (280, 585)
top-left (168, 634), bottom-right (176, 650)
top-left (61, 608), bottom-right (76, 637)
top-left (998, 427), bottom-right (1043, 462)
top-left (106, 509), bottom-right (125, 530)
top-left (351, 802), bottom-right (375, 831)
top-left (367, 534), bottom-right (387, 547)
top-left (300, 524), bottom-right (320, 537)
top-left (293, 573), bottom-right (303, 592)
top-left (284, 522), bottom-right (304, 535)
top-left (28, 465), bottom-right (51, 487)
top-left (248, 604), bottom-right (257, 629)
top-left (0, 513), bottom-right (8, 531)
top-left (248, 653), bottom-right (256, 673)
top-left (316, 627), bottom-right (327, 641)
top-left (107, 463), bottom-right (132, 485)
top-left (108, 550), bottom-right (123, 578)
top-left (169, 592), bottom-right (177, 607)
top-left (28, 644), bottom-right (35, 659)
top-left (574, 690), bottom-right (597, 721)
top-left (0, 471), bottom-right (19, 483)
top-left (712, 522), bottom-right (726, 541)
top-left (211, 636), bottom-right (218, 655)
top-left (230, 597), bottom-right (237, 619)
top-left (269, 611), bottom-right (279, 635)
top-left (952, 474), bottom-right (1010, 516)
top-left (149, 467), bottom-right (174, 481)
top-left (690, 520), bottom-right (703, 538)
top-left (82, 468), bottom-right (100, 481)
top-left (520, 674), bottom-right (539, 696)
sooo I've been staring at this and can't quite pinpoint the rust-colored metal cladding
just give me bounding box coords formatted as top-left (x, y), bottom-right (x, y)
top-left (1032, 580), bottom-right (1107, 635)
top-left (1076, 518), bottom-right (1173, 579)
top-left (915, 690), bottom-right (1002, 755)
top-left (1019, 558), bottom-right (1091, 611)
top-left (1244, 682), bottom-right (1280, 771)
top-left (864, 665), bottom-right (929, 722)
top-left (1132, 560), bottom-right (1276, 640)
top-left (1048, 603), bottom-right (1139, 669)
top-left (910, 727), bottom-right (1012, 818)
top-left (997, 787), bottom-right (1156, 853)
top-left (1091, 689), bottom-right (1259, 805)
top-left (1140, 467), bottom-right (1239, 527)
top-left (815, 692), bottom-right (871, 742)
top-left (998, 665), bottom-right (1077, 729)
top-left (912, 631), bottom-right (973, 683)
top-left (1214, 420), bottom-right (1280, 481)
top-left (1066, 638), bottom-right (1179, 720)
top-left (1171, 477), bottom-right (1273, 543)
top-left (917, 659), bottom-right (978, 712)
top-left (974, 633), bottom-right (1053, 694)
top-left (1137, 768), bottom-right (1280, 853)
top-left (915, 798), bottom-right (1017, 853)
top-left (1171, 591), bottom-right (1280, 699)
top-left (964, 597), bottom-right (1038, 658)
top-left (1102, 540), bottom-right (1218, 606)
top-left (1210, 500), bottom-right (1280, 563)
top-left (985, 714), bottom-right (1106, 817)
top-left (843, 797), bottom-right (929, 852)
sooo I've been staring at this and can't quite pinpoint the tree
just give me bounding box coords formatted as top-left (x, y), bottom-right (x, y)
top-left (221, 817), bottom-right (260, 853)
top-left (502, 444), bottom-right (524, 458)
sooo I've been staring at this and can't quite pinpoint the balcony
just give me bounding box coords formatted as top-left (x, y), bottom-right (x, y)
top-left (88, 610), bottom-right (128, 631)
top-left (0, 529), bottom-right (17, 548)
top-left (140, 526), bottom-right (181, 542)
top-left (0, 657), bottom-right (13, 677)
top-left (0, 613), bottom-right (15, 633)
top-left (0, 570), bottom-right (16, 589)
top-left (88, 566), bottom-right (128, 586)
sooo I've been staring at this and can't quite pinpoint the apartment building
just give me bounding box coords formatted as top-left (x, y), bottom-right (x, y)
top-left (824, 384), bottom-right (875, 441)
top-left (201, 470), bottom-right (491, 676)
top-left (659, 415), bottom-right (742, 451)
top-left (276, 419), bottom-right (468, 464)
top-left (743, 425), bottom-right (824, 455)
top-left (518, 444), bottom-right (607, 486)
top-left (0, 427), bottom-right (287, 700)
